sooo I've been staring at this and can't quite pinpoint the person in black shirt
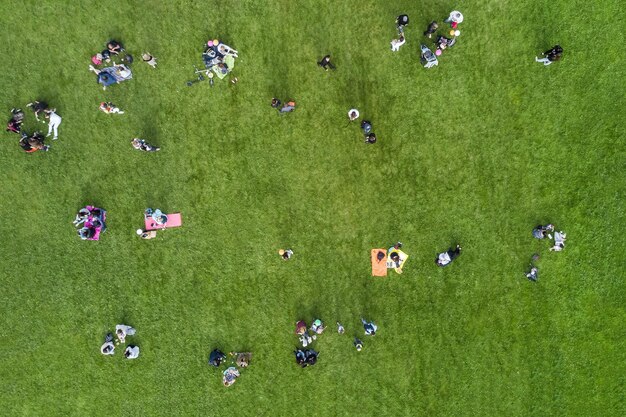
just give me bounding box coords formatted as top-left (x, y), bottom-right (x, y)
top-left (318, 55), bottom-right (336, 71)
top-left (535, 45), bottom-right (563, 66)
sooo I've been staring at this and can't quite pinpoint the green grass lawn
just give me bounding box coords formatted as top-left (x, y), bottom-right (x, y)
top-left (0, 1), bottom-right (624, 416)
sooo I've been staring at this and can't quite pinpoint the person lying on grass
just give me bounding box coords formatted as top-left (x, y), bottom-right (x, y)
top-left (436, 244), bottom-right (462, 267)
top-left (132, 138), bottom-right (160, 152)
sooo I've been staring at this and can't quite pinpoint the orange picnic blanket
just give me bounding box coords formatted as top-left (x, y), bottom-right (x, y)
top-left (371, 249), bottom-right (388, 276)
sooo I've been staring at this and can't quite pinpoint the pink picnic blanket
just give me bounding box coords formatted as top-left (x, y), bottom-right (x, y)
top-left (144, 212), bottom-right (182, 231)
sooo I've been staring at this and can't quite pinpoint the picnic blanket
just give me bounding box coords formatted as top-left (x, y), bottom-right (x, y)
top-left (98, 65), bottom-right (133, 86)
top-left (211, 55), bottom-right (235, 79)
top-left (144, 212), bottom-right (182, 231)
top-left (371, 249), bottom-right (388, 276)
top-left (386, 248), bottom-right (408, 273)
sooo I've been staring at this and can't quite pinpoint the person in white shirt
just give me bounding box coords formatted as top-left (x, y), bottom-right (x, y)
top-left (115, 324), bottom-right (136, 343)
top-left (45, 111), bottom-right (62, 140)
top-left (436, 244), bottom-right (462, 266)
top-left (391, 35), bottom-right (406, 51)
top-left (124, 345), bottom-right (140, 359)
top-left (549, 231), bottom-right (566, 251)
top-left (348, 109), bottom-right (360, 121)
top-left (444, 11), bottom-right (464, 26)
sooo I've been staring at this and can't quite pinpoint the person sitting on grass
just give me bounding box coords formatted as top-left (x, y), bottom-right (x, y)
top-left (294, 348), bottom-right (306, 367)
top-left (231, 352), bottom-right (252, 368)
top-left (19, 132), bottom-right (49, 153)
top-left (532, 224), bottom-right (554, 239)
top-left (526, 265), bottom-right (538, 282)
top-left (6, 108), bottom-right (24, 134)
top-left (436, 244), bottom-right (462, 267)
top-left (364, 133), bottom-right (377, 144)
top-left (73, 208), bottom-right (91, 227)
top-left (106, 40), bottom-right (124, 55)
top-left (209, 349), bottom-right (226, 367)
top-left (295, 320), bottom-right (307, 335)
top-left (279, 249), bottom-right (293, 260)
top-left (78, 226), bottom-right (97, 240)
top-left (304, 349), bottom-right (318, 366)
top-left (391, 35), bottom-right (406, 52)
top-left (354, 337), bottom-right (363, 351)
top-left (424, 21), bottom-right (439, 38)
top-left (100, 333), bottom-right (115, 355)
top-left (361, 318), bottom-right (377, 336)
top-left (132, 138), bottom-right (160, 152)
top-left (115, 324), bottom-right (136, 343)
top-left (124, 345), bottom-right (140, 359)
top-left (310, 319), bottom-right (326, 334)
top-left (142, 52), bottom-right (158, 68)
top-left (145, 208), bottom-right (168, 225)
top-left (223, 367), bottom-right (240, 387)
top-left (436, 35), bottom-right (456, 50)
top-left (361, 120), bottom-right (372, 135)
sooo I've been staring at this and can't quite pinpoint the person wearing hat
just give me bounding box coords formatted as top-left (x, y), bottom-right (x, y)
top-left (278, 249), bottom-right (293, 260)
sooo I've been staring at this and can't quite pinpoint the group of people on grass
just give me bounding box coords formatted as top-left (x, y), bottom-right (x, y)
top-left (6, 101), bottom-right (62, 153)
top-left (100, 324), bottom-right (139, 359)
top-left (526, 223), bottom-right (567, 281)
top-left (390, 11), bottom-right (463, 63)
top-left (294, 318), bottom-right (378, 368)
top-left (73, 206), bottom-right (107, 240)
top-left (208, 349), bottom-right (252, 387)
top-left (202, 38), bottom-right (238, 79)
